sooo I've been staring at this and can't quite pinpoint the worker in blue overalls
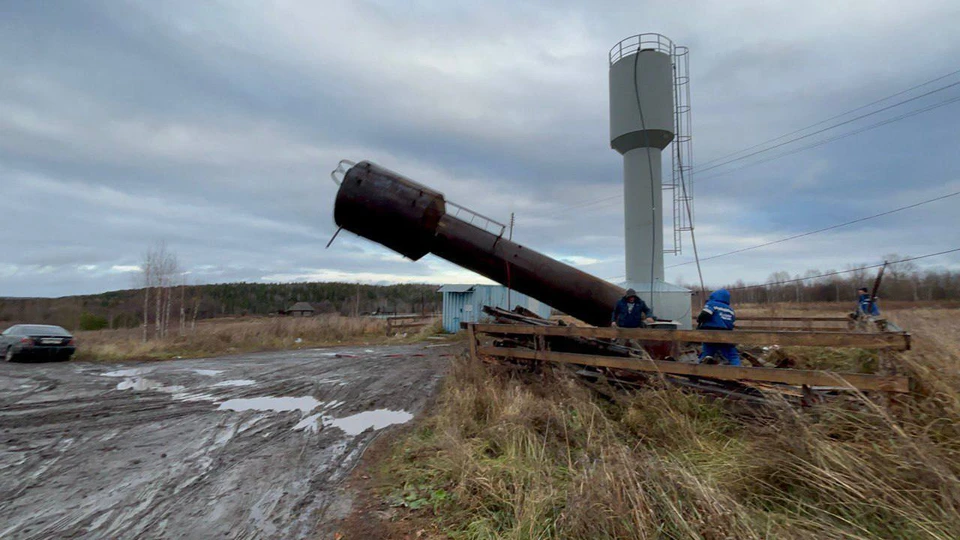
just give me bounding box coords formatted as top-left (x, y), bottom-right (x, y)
top-left (856, 287), bottom-right (880, 317)
top-left (696, 288), bottom-right (740, 366)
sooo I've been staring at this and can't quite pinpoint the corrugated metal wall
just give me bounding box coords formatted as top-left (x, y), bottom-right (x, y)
top-left (441, 285), bottom-right (553, 333)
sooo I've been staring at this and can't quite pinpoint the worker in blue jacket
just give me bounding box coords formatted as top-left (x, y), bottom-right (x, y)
top-left (856, 287), bottom-right (880, 316)
top-left (696, 288), bottom-right (740, 366)
top-left (611, 288), bottom-right (654, 328)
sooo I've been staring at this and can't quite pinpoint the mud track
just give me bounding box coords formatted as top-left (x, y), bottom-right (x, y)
top-left (0, 343), bottom-right (452, 538)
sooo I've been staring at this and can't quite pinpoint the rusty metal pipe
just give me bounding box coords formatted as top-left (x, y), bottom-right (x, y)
top-left (334, 161), bottom-right (625, 327)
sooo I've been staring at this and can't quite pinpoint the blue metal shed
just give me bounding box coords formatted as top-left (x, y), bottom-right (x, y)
top-left (438, 284), bottom-right (553, 333)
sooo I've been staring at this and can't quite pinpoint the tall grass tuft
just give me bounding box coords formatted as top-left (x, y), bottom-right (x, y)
top-left (384, 306), bottom-right (960, 539)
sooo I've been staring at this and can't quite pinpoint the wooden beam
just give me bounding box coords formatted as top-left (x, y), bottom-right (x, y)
top-left (731, 325), bottom-right (848, 332)
top-left (735, 316), bottom-right (850, 322)
top-left (478, 347), bottom-right (909, 392)
top-left (471, 324), bottom-right (910, 351)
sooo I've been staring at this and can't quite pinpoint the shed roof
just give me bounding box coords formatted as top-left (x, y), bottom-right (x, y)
top-left (437, 284), bottom-right (476, 293)
top-left (288, 301), bottom-right (316, 312)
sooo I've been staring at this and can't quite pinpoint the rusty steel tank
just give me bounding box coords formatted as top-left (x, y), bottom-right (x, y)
top-left (333, 161), bottom-right (625, 327)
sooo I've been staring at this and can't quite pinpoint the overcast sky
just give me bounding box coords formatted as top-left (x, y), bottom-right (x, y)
top-left (2, 0), bottom-right (959, 298)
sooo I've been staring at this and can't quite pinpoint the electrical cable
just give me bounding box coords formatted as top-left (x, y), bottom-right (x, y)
top-left (675, 129), bottom-right (705, 293)
top-left (668, 188), bottom-right (960, 268)
top-left (697, 67), bottom-right (960, 168)
top-left (697, 93), bottom-right (960, 183)
top-left (550, 69), bottom-right (960, 217)
top-left (725, 247), bottom-right (960, 291)
top-left (632, 45), bottom-right (658, 312)
top-left (696, 79), bottom-right (960, 175)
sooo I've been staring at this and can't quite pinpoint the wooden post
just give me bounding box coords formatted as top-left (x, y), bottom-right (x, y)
top-left (467, 323), bottom-right (479, 361)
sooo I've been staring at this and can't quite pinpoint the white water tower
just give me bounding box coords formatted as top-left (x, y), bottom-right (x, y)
top-left (609, 33), bottom-right (693, 328)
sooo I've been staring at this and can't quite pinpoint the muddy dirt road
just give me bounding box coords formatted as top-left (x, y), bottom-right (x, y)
top-left (0, 343), bottom-right (453, 538)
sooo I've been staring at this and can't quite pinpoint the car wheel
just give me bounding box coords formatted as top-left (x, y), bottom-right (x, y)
top-left (4, 347), bottom-right (14, 362)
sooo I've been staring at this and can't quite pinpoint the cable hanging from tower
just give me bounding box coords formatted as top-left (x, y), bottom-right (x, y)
top-left (632, 45), bottom-right (658, 311)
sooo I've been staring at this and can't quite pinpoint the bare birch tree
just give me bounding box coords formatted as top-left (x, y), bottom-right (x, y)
top-left (139, 241), bottom-right (180, 341)
top-left (139, 256), bottom-right (153, 343)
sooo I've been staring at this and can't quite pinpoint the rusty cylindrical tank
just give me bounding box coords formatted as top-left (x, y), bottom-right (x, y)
top-left (333, 162), bottom-right (445, 260)
top-left (333, 161), bottom-right (625, 327)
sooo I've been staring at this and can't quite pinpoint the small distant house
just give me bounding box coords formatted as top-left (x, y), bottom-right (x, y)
top-left (439, 284), bottom-right (553, 333)
top-left (287, 301), bottom-right (316, 317)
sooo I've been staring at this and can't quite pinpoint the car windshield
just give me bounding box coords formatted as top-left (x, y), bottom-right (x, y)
top-left (16, 325), bottom-right (71, 336)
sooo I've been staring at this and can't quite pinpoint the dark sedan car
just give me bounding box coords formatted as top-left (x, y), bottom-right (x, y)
top-left (1, 324), bottom-right (76, 362)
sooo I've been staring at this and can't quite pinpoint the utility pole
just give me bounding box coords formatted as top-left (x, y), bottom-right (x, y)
top-left (507, 212), bottom-right (515, 310)
top-left (355, 283), bottom-right (360, 318)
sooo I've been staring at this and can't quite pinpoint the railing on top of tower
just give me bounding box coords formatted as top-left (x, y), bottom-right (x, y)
top-left (609, 33), bottom-right (674, 65)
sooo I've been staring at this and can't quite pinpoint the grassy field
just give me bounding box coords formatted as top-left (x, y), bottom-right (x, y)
top-left (72, 315), bottom-right (441, 361)
top-left (369, 304), bottom-right (960, 538)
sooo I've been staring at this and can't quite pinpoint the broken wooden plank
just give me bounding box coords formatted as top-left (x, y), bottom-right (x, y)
top-left (477, 346), bottom-right (910, 392)
top-left (731, 325), bottom-right (849, 332)
top-left (471, 324), bottom-right (911, 351)
top-left (735, 316), bottom-right (850, 322)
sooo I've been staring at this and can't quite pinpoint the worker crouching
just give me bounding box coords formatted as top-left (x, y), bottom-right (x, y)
top-left (612, 288), bottom-right (654, 329)
top-left (697, 289), bottom-right (740, 366)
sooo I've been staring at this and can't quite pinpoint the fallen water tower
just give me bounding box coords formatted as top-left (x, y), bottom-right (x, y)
top-left (609, 33), bottom-right (694, 328)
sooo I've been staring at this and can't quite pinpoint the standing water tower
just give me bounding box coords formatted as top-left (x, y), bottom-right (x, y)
top-left (609, 33), bottom-right (693, 328)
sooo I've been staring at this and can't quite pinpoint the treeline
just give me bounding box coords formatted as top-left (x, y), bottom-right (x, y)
top-left (717, 257), bottom-right (960, 304)
top-left (0, 281), bottom-right (441, 331)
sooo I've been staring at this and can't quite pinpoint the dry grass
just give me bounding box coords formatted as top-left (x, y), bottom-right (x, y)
top-left (73, 315), bottom-right (441, 361)
top-left (382, 305), bottom-right (960, 538)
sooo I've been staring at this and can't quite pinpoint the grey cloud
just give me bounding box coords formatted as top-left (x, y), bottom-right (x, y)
top-left (2, 0), bottom-right (959, 296)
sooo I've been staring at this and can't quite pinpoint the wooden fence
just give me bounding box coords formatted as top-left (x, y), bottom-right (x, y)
top-left (466, 323), bottom-right (911, 393)
top-left (386, 314), bottom-right (439, 335)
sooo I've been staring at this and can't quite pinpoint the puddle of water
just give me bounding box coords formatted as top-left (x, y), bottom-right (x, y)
top-left (291, 400), bottom-right (349, 433)
top-left (213, 379), bottom-right (256, 387)
top-left (217, 396), bottom-right (322, 414)
top-left (292, 412), bottom-right (325, 433)
top-left (192, 369), bottom-right (223, 376)
top-left (115, 377), bottom-right (184, 392)
top-left (102, 368), bottom-right (150, 377)
top-left (328, 409), bottom-right (414, 436)
top-left (113, 376), bottom-right (215, 404)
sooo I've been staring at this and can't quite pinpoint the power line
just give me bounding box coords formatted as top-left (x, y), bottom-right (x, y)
top-left (698, 67), bottom-right (960, 168)
top-left (556, 194), bottom-right (620, 213)
top-left (696, 93), bottom-right (960, 183)
top-left (553, 68), bottom-right (960, 218)
top-left (553, 90), bottom-right (960, 217)
top-left (668, 188), bottom-right (960, 269)
top-left (696, 79), bottom-right (960, 175)
top-left (725, 247), bottom-right (960, 291)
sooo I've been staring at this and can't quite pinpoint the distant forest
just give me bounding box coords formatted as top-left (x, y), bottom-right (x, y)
top-left (714, 260), bottom-right (960, 304)
top-left (3, 257), bottom-right (958, 332)
top-left (0, 282), bottom-right (441, 331)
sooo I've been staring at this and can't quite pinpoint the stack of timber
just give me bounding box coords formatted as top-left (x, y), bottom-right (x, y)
top-left (470, 306), bottom-right (911, 404)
